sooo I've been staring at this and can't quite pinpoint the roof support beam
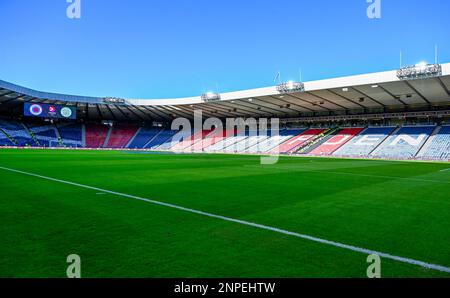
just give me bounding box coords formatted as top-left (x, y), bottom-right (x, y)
top-left (350, 87), bottom-right (386, 108)
top-left (326, 89), bottom-right (366, 109)
top-left (404, 81), bottom-right (431, 104)
top-left (436, 77), bottom-right (450, 97)
top-left (268, 95), bottom-right (314, 112)
top-left (305, 91), bottom-right (348, 110)
top-left (284, 93), bottom-right (331, 112)
top-left (194, 103), bottom-right (247, 117)
top-left (377, 85), bottom-right (407, 106)
top-left (255, 96), bottom-right (305, 114)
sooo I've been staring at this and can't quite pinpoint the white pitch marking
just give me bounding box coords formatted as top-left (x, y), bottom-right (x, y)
top-left (440, 169), bottom-right (450, 172)
top-left (1, 165), bottom-right (450, 274)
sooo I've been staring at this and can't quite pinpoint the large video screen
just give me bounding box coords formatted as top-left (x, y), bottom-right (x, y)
top-left (24, 103), bottom-right (77, 120)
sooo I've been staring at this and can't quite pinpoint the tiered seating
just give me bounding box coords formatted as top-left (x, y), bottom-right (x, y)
top-left (1, 117), bottom-right (447, 161)
top-left (228, 131), bottom-right (264, 153)
top-left (309, 128), bottom-right (365, 155)
top-left (26, 123), bottom-right (61, 147)
top-left (334, 127), bottom-right (396, 157)
top-left (417, 126), bottom-right (450, 160)
top-left (127, 127), bottom-right (162, 149)
top-left (206, 133), bottom-right (248, 152)
top-left (106, 125), bottom-right (138, 148)
top-left (273, 129), bottom-right (326, 153)
top-left (171, 130), bottom-right (212, 151)
top-left (85, 124), bottom-right (109, 148)
top-left (247, 129), bottom-right (304, 153)
top-left (145, 129), bottom-right (179, 149)
top-left (188, 129), bottom-right (235, 152)
top-left (57, 123), bottom-right (83, 148)
top-left (0, 119), bottom-right (37, 146)
top-left (372, 126), bottom-right (434, 159)
top-left (0, 129), bottom-right (15, 146)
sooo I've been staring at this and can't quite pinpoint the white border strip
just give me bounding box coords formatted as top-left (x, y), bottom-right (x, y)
top-left (1, 165), bottom-right (449, 274)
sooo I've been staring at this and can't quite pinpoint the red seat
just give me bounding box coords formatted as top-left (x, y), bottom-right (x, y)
top-left (85, 124), bottom-right (109, 148)
top-left (310, 128), bottom-right (364, 155)
top-left (274, 129), bottom-right (326, 153)
top-left (107, 125), bottom-right (139, 148)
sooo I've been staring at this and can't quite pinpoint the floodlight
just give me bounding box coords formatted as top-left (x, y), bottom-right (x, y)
top-left (277, 81), bottom-right (305, 93)
top-left (201, 92), bottom-right (221, 102)
top-left (397, 63), bottom-right (442, 80)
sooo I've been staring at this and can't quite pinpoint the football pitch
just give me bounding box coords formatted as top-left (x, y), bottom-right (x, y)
top-left (0, 149), bottom-right (449, 278)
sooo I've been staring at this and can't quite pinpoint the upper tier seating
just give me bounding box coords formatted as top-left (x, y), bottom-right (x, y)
top-left (310, 128), bottom-right (365, 155)
top-left (0, 119), bottom-right (37, 146)
top-left (333, 127), bottom-right (396, 157)
top-left (106, 125), bottom-right (138, 148)
top-left (127, 127), bottom-right (162, 149)
top-left (85, 124), bottom-right (109, 148)
top-left (416, 126), bottom-right (450, 160)
top-left (274, 129), bottom-right (326, 153)
top-left (26, 123), bottom-right (61, 147)
top-left (372, 126), bottom-right (435, 159)
top-left (57, 123), bottom-right (83, 148)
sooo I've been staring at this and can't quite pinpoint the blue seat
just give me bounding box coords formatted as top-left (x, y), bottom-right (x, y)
top-left (58, 123), bottom-right (83, 148)
top-left (128, 127), bottom-right (162, 149)
top-left (372, 126), bottom-right (435, 159)
top-left (0, 119), bottom-right (37, 146)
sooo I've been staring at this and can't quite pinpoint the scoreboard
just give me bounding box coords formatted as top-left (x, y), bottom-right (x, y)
top-left (24, 103), bottom-right (77, 120)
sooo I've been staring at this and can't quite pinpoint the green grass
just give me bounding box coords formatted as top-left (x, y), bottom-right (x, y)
top-left (0, 149), bottom-right (449, 278)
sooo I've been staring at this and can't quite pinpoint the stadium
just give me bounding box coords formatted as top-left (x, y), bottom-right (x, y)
top-left (1, 63), bottom-right (450, 159)
top-left (1, 1), bottom-right (450, 282)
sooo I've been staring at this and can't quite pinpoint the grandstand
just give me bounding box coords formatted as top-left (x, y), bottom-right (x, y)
top-left (1, 63), bottom-right (450, 161)
top-left (2, 117), bottom-right (450, 160)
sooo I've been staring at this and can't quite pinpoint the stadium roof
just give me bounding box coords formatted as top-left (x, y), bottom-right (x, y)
top-left (1, 63), bottom-right (450, 122)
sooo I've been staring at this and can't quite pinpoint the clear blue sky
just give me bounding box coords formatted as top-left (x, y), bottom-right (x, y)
top-left (0, 0), bottom-right (449, 99)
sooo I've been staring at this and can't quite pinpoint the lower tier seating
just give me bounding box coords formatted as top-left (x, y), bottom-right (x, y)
top-left (333, 127), bottom-right (396, 157)
top-left (309, 128), bottom-right (365, 155)
top-left (57, 123), bottom-right (83, 148)
top-left (0, 119), bottom-right (37, 147)
top-left (146, 129), bottom-right (179, 150)
top-left (372, 126), bottom-right (435, 159)
top-left (247, 129), bottom-right (304, 153)
top-left (85, 124), bottom-right (109, 148)
top-left (274, 129), bottom-right (326, 153)
top-left (1, 118), bottom-right (449, 161)
top-left (416, 126), bottom-right (450, 160)
top-left (127, 127), bottom-right (162, 149)
top-left (106, 125), bottom-right (138, 148)
top-left (26, 123), bottom-right (61, 147)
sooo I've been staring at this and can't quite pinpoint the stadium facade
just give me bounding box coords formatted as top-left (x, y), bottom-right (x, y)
top-left (1, 63), bottom-right (450, 161)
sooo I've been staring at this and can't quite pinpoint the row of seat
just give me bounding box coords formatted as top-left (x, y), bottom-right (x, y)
top-left (1, 119), bottom-right (449, 160)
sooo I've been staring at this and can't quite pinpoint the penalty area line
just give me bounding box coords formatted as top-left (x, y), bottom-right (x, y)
top-left (1, 165), bottom-right (450, 274)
